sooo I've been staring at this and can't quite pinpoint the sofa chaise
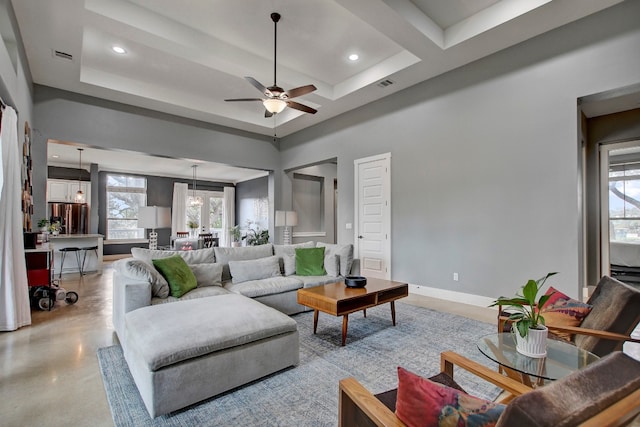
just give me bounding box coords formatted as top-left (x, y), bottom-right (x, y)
top-left (111, 241), bottom-right (357, 417)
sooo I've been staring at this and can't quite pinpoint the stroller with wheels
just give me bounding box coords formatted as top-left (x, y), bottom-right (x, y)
top-left (29, 279), bottom-right (78, 311)
top-left (26, 246), bottom-right (79, 311)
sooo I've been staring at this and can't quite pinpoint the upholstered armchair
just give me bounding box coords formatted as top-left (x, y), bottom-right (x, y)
top-left (339, 351), bottom-right (640, 427)
top-left (498, 275), bottom-right (640, 357)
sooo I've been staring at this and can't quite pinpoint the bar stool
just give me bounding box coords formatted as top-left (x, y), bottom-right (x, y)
top-left (80, 245), bottom-right (99, 275)
top-left (58, 247), bottom-right (82, 278)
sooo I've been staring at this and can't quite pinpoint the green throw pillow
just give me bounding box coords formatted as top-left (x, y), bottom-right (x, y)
top-left (295, 247), bottom-right (327, 276)
top-left (152, 255), bottom-right (197, 298)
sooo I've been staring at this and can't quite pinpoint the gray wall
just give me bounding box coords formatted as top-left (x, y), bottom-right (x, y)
top-left (32, 85), bottom-right (281, 229)
top-left (97, 172), bottom-right (233, 255)
top-left (0, 0), bottom-right (37, 219)
top-left (279, 1), bottom-right (640, 299)
top-left (290, 163), bottom-right (337, 244)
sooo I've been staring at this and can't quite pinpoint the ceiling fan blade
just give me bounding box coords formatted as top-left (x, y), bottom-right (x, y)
top-left (245, 77), bottom-right (272, 96)
top-left (265, 109), bottom-right (273, 118)
top-left (224, 98), bottom-right (263, 102)
top-left (286, 101), bottom-right (317, 114)
top-left (284, 84), bottom-right (317, 99)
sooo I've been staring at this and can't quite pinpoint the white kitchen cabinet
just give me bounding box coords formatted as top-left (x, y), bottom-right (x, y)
top-left (47, 179), bottom-right (91, 205)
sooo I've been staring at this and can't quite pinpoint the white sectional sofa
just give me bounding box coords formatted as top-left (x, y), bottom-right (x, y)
top-left (111, 241), bottom-right (357, 417)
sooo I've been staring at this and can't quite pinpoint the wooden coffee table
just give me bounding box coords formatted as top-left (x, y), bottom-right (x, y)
top-left (297, 278), bottom-right (409, 346)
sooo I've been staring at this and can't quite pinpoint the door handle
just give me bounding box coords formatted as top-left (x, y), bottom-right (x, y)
top-left (358, 235), bottom-right (363, 239)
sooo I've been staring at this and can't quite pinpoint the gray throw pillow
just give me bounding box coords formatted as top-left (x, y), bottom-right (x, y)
top-left (214, 244), bottom-right (274, 281)
top-left (316, 242), bottom-right (354, 276)
top-left (323, 253), bottom-right (340, 277)
top-left (131, 247), bottom-right (215, 266)
top-left (273, 241), bottom-right (315, 274)
top-left (228, 255), bottom-right (282, 284)
top-left (282, 253), bottom-right (296, 276)
top-left (114, 258), bottom-right (170, 298)
top-left (190, 263), bottom-right (223, 287)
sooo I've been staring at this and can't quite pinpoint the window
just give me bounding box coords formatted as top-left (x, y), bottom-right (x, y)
top-left (186, 190), bottom-right (224, 236)
top-left (609, 163), bottom-right (640, 242)
top-left (106, 174), bottom-right (147, 240)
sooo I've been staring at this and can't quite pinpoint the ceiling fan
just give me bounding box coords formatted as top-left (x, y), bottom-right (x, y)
top-left (225, 12), bottom-right (317, 117)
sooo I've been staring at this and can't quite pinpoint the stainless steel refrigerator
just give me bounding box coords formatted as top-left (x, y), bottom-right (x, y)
top-left (49, 202), bottom-right (89, 234)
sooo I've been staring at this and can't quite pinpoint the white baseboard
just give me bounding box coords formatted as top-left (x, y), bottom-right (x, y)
top-left (409, 284), bottom-right (496, 308)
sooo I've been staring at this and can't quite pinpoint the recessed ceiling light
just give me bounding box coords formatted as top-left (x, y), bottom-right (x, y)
top-left (348, 54), bottom-right (359, 61)
top-left (112, 46), bottom-right (126, 54)
top-left (51, 154), bottom-right (60, 159)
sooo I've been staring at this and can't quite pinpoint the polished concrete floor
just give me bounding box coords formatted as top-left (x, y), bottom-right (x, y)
top-left (0, 264), bottom-right (636, 426)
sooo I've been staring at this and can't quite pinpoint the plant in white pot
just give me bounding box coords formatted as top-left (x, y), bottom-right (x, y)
top-left (229, 225), bottom-right (243, 247)
top-left (490, 272), bottom-right (557, 358)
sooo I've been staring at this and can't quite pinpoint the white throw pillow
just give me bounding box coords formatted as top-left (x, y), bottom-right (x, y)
top-left (190, 263), bottom-right (224, 287)
top-left (228, 255), bottom-right (282, 284)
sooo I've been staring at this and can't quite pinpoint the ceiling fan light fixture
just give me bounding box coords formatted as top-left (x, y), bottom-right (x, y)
top-left (263, 98), bottom-right (287, 114)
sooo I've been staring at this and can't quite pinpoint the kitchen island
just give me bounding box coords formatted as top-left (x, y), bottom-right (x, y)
top-left (49, 234), bottom-right (104, 276)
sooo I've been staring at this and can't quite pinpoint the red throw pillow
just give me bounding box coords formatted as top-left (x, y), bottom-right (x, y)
top-left (395, 366), bottom-right (505, 427)
top-left (540, 286), bottom-right (592, 341)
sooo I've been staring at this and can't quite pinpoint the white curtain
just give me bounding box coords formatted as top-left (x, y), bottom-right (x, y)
top-left (171, 182), bottom-right (188, 236)
top-left (0, 106), bottom-right (31, 331)
top-left (222, 186), bottom-right (235, 247)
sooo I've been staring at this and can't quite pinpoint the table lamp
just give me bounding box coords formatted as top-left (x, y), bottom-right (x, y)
top-left (138, 206), bottom-right (171, 250)
top-left (275, 210), bottom-right (298, 245)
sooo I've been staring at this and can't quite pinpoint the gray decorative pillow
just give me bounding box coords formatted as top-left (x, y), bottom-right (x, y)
top-left (228, 255), bottom-right (282, 284)
top-left (282, 253), bottom-right (296, 276)
top-left (323, 254), bottom-right (340, 277)
top-left (189, 263), bottom-right (223, 287)
top-left (273, 241), bottom-right (315, 274)
top-left (114, 258), bottom-right (169, 298)
top-left (214, 244), bottom-right (274, 281)
top-left (131, 247), bottom-right (215, 266)
top-left (316, 242), bottom-right (354, 276)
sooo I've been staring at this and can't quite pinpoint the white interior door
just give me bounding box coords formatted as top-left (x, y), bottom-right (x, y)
top-left (354, 153), bottom-right (391, 279)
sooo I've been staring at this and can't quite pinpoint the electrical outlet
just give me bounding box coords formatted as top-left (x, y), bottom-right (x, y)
top-left (453, 272), bottom-right (459, 281)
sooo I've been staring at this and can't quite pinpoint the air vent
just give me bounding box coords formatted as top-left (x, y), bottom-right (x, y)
top-left (53, 50), bottom-right (73, 61)
top-left (377, 79), bottom-right (394, 88)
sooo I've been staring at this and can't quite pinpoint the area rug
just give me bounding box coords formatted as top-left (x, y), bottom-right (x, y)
top-left (98, 302), bottom-right (500, 426)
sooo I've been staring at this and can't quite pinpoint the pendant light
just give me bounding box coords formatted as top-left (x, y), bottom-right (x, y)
top-left (191, 164), bottom-right (203, 206)
top-left (74, 148), bottom-right (85, 203)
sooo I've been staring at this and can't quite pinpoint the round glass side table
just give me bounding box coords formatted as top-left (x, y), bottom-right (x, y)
top-left (477, 333), bottom-right (599, 387)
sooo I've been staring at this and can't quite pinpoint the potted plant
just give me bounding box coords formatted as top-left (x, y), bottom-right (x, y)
top-left (48, 221), bottom-right (62, 235)
top-left (187, 220), bottom-right (199, 236)
top-left (244, 221), bottom-right (269, 246)
top-left (229, 225), bottom-right (243, 247)
top-left (37, 218), bottom-right (50, 233)
top-left (490, 272), bottom-right (557, 358)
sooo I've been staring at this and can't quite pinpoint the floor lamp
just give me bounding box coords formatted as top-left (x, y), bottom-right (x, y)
top-left (139, 206), bottom-right (171, 250)
top-left (275, 211), bottom-right (298, 245)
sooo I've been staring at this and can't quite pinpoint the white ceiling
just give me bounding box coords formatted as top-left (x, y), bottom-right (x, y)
top-left (11, 0), bottom-right (636, 180)
top-left (47, 140), bottom-right (269, 183)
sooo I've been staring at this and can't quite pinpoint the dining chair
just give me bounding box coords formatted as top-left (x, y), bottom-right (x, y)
top-left (199, 233), bottom-right (217, 248)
